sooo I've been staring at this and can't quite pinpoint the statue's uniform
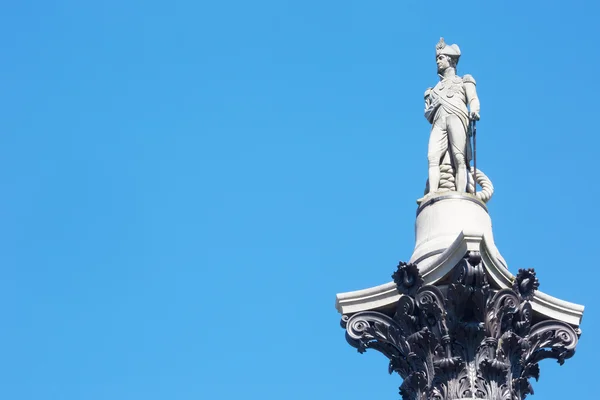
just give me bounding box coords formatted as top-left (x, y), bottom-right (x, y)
top-left (424, 74), bottom-right (476, 170)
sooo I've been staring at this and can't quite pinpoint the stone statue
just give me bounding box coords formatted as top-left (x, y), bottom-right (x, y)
top-left (336, 37), bottom-right (583, 400)
top-left (424, 38), bottom-right (480, 197)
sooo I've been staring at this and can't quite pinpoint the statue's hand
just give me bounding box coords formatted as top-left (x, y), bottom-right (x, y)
top-left (469, 111), bottom-right (480, 121)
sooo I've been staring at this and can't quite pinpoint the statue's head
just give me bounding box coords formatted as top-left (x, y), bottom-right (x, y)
top-left (435, 37), bottom-right (460, 73)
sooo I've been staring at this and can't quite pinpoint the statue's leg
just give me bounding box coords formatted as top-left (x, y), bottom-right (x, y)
top-left (427, 124), bottom-right (447, 193)
top-left (447, 115), bottom-right (468, 192)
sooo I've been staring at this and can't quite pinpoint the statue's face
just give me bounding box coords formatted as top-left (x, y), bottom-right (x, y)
top-left (436, 54), bottom-right (451, 73)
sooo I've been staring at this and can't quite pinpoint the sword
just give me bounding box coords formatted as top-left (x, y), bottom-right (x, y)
top-left (471, 119), bottom-right (477, 194)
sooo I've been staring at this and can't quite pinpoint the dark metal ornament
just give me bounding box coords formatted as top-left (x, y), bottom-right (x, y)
top-left (341, 253), bottom-right (579, 400)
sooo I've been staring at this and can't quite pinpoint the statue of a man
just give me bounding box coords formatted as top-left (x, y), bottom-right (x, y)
top-left (424, 38), bottom-right (480, 195)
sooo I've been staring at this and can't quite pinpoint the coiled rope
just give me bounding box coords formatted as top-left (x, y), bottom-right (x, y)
top-left (426, 162), bottom-right (494, 203)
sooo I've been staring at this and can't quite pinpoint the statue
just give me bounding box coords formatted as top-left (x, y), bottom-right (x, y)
top-left (423, 38), bottom-right (480, 198)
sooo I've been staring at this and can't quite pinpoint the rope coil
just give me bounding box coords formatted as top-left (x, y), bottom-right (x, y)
top-left (425, 162), bottom-right (494, 203)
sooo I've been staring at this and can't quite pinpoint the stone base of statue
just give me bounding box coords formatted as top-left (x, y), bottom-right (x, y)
top-left (411, 192), bottom-right (505, 272)
top-left (335, 192), bottom-right (583, 400)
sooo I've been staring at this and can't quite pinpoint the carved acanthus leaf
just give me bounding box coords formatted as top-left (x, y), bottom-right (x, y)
top-left (341, 256), bottom-right (579, 400)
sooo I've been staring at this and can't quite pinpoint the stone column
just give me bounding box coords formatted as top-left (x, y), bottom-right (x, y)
top-left (336, 195), bottom-right (583, 400)
top-left (337, 38), bottom-right (583, 400)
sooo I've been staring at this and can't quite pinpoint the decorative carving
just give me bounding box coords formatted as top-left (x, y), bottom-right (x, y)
top-left (393, 262), bottom-right (424, 296)
top-left (341, 253), bottom-right (579, 400)
top-left (513, 268), bottom-right (539, 301)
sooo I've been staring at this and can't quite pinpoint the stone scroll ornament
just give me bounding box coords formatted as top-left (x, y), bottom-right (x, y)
top-left (341, 255), bottom-right (579, 400)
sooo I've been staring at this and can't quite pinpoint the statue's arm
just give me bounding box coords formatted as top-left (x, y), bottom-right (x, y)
top-left (463, 74), bottom-right (480, 120)
top-left (424, 87), bottom-right (434, 123)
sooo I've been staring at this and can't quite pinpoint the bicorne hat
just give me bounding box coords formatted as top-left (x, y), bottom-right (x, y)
top-left (436, 37), bottom-right (461, 59)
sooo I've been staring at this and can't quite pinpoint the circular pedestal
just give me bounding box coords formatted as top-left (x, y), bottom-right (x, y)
top-left (410, 192), bottom-right (496, 265)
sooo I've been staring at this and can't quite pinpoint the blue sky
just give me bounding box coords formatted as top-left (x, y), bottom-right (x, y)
top-left (1, 0), bottom-right (598, 399)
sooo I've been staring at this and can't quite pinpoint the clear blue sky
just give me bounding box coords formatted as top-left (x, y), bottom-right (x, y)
top-left (1, 1), bottom-right (598, 399)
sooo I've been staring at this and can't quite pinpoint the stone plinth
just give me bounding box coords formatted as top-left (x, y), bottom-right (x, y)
top-left (412, 192), bottom-right (505, 271)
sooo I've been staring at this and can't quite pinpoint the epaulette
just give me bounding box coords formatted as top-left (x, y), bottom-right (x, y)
top-left (463, 74), bottom-right (476, 85)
